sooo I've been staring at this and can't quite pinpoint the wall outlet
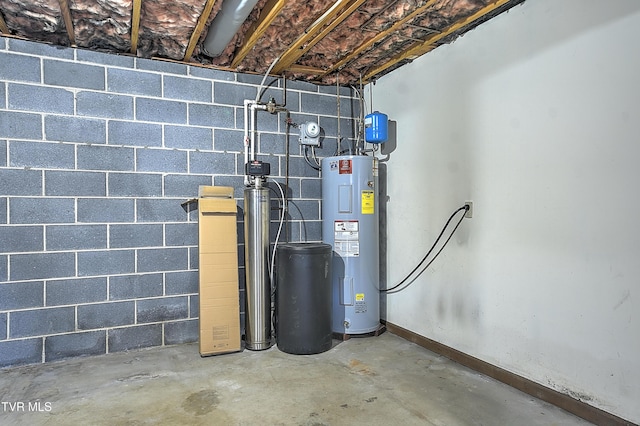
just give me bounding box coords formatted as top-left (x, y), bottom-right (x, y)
top-left (465, 201), bottom-right (473, 218)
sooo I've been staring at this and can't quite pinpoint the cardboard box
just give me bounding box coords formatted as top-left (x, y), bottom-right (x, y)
top-left (198, 186), bottom-right (241, 356)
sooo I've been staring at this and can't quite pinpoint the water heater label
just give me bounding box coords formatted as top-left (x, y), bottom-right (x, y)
top-left (334, 220), bottom-right (359, 257)
top-left (361, 190), bottom-right (374, 214)
top-left (339, 159), bottom-right (352, 174)
top-left (335, 220), bottom-right (358, 232)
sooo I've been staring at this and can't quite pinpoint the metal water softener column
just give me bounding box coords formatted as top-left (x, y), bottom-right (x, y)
top-left (244, 179), bottom-right (271, 350)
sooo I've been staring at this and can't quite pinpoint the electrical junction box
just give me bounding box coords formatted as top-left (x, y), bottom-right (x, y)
top-left (198, 186), bottom-right (241, 356)
top-left (299, 121), bottom-right (321, 146)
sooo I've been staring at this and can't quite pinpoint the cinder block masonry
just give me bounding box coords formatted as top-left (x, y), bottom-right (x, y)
top-left (0, 36), bottom-right (358, 367)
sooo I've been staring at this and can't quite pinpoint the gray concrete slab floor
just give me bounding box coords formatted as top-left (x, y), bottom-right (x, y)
top-left (0, 332), bottom-right (592, 425)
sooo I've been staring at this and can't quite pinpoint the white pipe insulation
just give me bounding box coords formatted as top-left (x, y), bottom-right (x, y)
top-left (202, 0), bottom-right (260, 57)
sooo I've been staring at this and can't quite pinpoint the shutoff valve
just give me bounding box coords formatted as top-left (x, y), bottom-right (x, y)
top-left (299, 121), bottom-right (321, 146)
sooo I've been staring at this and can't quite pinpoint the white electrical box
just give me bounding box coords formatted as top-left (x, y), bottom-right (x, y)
top-left (299, 121), bottom-right (321, 146)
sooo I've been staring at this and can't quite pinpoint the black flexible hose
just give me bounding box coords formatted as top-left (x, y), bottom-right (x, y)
top-left (382, 204), bottom-right (469, 294)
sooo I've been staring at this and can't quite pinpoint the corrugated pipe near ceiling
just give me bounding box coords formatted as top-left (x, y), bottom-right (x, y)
top-left (202, 0), bottom-right (260, 57)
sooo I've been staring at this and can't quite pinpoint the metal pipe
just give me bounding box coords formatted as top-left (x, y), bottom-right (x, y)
top-left (336, 72), bottom-right (341, 155)
top-left (280, 76), bottom-right (287, 108)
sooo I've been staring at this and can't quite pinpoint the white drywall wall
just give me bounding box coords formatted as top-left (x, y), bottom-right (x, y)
top-left (374, 0), bottom-right (640, 422)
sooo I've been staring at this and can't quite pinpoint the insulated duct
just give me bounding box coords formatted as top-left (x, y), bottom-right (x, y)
top-left (202, 0), bottom-right (259, 57)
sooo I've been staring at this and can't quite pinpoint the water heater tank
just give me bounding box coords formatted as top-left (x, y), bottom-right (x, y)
top-left (321, 155), bottom-right (380, 334)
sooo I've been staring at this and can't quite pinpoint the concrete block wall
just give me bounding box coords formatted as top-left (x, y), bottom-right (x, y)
top-left (0, 36), bottom-right (358, 367)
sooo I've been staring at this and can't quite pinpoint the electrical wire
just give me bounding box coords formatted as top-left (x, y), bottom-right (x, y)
top-left (268, 180), bottom-right (286, 340)
top-left (350, 83), bottom-right (366, 154)
top-left (382, 204), bottom-right (469, 294)
top-left (269, 180), bottom-right (286, 289)
top-left (303, 146), bottom-right (321, 170)
top-left (311, 146), bottom-right (321, 167)
top-left (383, 205), bottom-right (467, 293)
top-left (256, 55), bottom-right (281, 103)
top-left (283, 114), bottom-right (292, 242)
top-left (336, 71), bottom-right (341, 150)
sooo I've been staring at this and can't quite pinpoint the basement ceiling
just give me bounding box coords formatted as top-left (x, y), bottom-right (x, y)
top-left (0, 0), bottom-right (524, 86)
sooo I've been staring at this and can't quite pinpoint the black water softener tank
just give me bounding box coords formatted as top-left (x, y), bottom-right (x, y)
top-left (276, 243), bottom-right (332, 355)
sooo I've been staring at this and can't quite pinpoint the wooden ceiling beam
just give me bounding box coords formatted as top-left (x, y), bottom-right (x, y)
top-left (58, 0), bottom-right (76, 46)
top-left (271, 0), bottom-right (359, 75)
top-left (321, 0), bottom-right (439, 77)
top-left (363, 0), bottom-right (512, 82)
top-left (230, 0), bottom-right (288, 68)
top-left (130, 0), bottom-right (142, 54)
top-left (0, 13), bottom-right (9, 34)
top-left (286, 64), bottom-right (326, 75)
top-left (279, 0), bottom-right (367, 73)
top-left (183, 0), bottom-right (219, 61)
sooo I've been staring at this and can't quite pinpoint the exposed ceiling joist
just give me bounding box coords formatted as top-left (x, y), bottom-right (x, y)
top-left (130, 0), bottom-right (142, 54)
top-left (363, 0), bottom-right (514, 82)
top-left (271, 0), bottom-right (354, 75)
top-left (57, 0), bottom-right (76, 46)
top-left (0, 0), bottom-right (524, 86)
top-left (286, 64), bottom-right (325, 75)
top-left (321, 0), bottom-right (440, 78)
top-left (183, 0), bottom-right (218, 61)
top-left (230, 0), bottom-right (288, 69)
top-left (272, 0), bottom-right (366, 75)
top-left (0, 13), bottom-right (8, 34)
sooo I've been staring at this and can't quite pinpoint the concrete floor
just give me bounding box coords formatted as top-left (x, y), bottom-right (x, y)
top-left (0, 333), bottom-right (592, 426)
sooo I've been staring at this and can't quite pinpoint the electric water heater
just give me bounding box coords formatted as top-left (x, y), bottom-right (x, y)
top-left (321, 155), bottom-right (380, 334)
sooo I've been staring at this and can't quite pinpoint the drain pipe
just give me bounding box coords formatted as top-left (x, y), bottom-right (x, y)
top-left (202, 0), bottom-right (260, 57)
